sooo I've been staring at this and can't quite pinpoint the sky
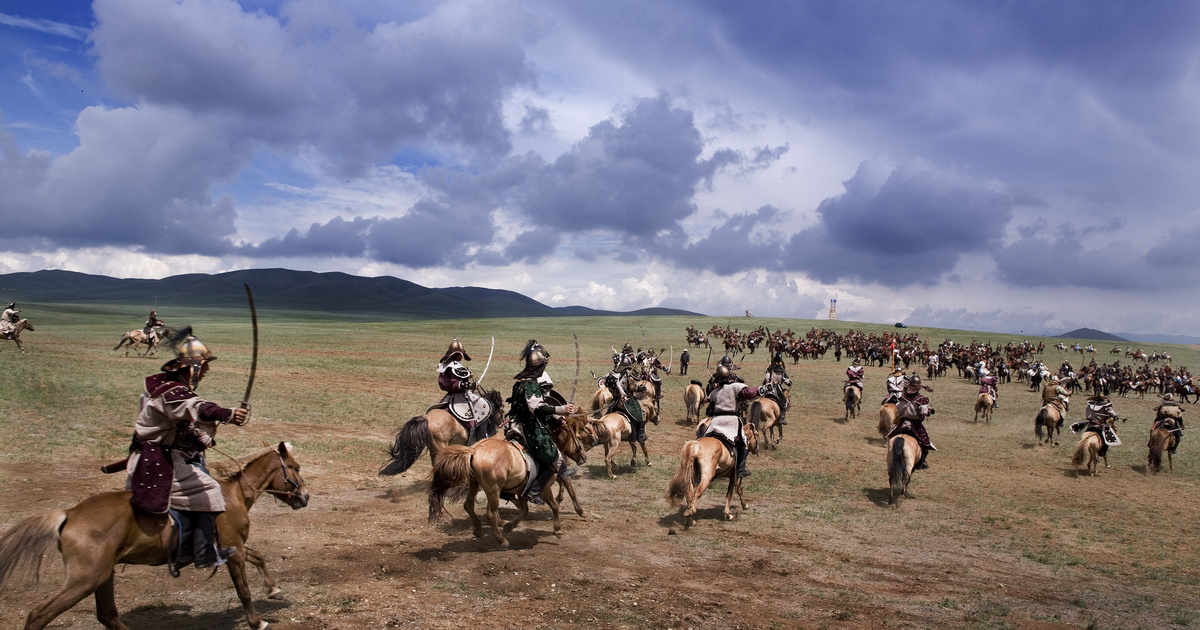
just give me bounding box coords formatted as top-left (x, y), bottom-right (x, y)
top-left (1, 0), bottom-right (1199, 336)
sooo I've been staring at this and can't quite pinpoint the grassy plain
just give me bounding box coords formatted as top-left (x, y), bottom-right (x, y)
top-left (1, 303), bottom-right (1199, 629)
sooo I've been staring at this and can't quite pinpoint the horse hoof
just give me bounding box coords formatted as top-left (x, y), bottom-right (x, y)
top-left (645, 461), bottom-right (652, 467)
top-left (724, 513), bottom-right (733, 521)
top-left (255, 622), bottom-right (269, 630)
top-left (267, 587), bottom-right (284, 599)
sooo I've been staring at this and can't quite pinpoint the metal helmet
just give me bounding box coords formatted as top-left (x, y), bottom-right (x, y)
top-left (715, 364), bottom-right (732, 383)
top-left (516, 339), bottom-right (550, 380)
top-left (852, 357), bottom-right (860, 365)
top-left (1163, 393), bottom-right (1174, 401)
top-left (905, 374), bottom-right (923, 393)
top-left (440, 338), bottom-right (472, 364)
top-left (161, 327), bottom-right (217, 387)
top-left (6, 302), bottom-right (14, 309)
top-left (718, 355), bottom-right (734, 368)
top-left (622, 342), bottom-right (634, 354)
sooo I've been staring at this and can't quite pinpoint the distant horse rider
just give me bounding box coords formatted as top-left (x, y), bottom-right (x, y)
top-left (762, 350), bottom-right (792, 425)
top-left (0, 302), bottom-right (19, 339)
top-left (144, 309), bottom-right (166, 345)
top-left (1071, 391), bottom-right (1121, 458)
top-left (979, 371), bottom-right (999, 408)
top-left (605, 347), bottom-right (647, 445)
top-left (702, 362), bottom-right (759, 478)
top-left (123, 327), bottom-right (249, 574)
top-left (883, 367), bottom-right (906, 405)
top-left (642, 347), bottom-right (670, 404)
top-left (506, 340), bottom-right (576, 505)
top-left (1153, 393), bottom-right (1185, 455)
top-left (845, 357), bottom-right (865, 399)
top-left (885, 374), bottom-right (937, 470)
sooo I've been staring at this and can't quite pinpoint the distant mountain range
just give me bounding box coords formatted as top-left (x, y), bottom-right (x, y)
top-left (1057, 328), bottom-right (1200, 346)
top-left (0, 269), bottom-right (702, 320)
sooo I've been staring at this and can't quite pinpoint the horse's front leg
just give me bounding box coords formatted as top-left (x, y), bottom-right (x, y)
top-left (638, 439), bottom-right (652, 466)
top-left (545, 484), bottom-right (563, 536)
top-left (243, 546), bottom-right (283, 599)
top-left (603, 443), bottom-right (616, 479)
top-left (559, 476), bottom-right (586, 518)
top-left (226, 546), bottom-right (267, 630)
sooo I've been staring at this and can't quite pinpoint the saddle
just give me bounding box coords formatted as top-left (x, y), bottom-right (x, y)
top-left (428, 391), bottom-right (493, 427)
top-left (1070, 421), bottom-right (1121, 446)
top-left (498, 427), bottom-right (540, 502)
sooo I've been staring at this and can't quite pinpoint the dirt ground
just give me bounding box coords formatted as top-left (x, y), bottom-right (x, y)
top-left (2, 355), bottom-right (1199, 630)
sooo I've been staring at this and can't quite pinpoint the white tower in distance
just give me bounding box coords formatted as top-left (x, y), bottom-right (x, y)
top-left (828, 295), bottom-right (838, 321)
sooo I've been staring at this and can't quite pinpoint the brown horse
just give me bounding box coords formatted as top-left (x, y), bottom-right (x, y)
top-left (683, 382), bottom-right (704, 425)
top-left (112, 325), bottom-right (171, 358)
top-left (1147, 421), bottom-right (1179, 474)
top-left (1034, 404), bottom-right (1063, 446)
top-left (878, 403), bottom-right (898, 436)
top-left (379, 389), bottom-right (504, 475)
top-left (583, 408), bottom-right (653, 478)
top-left (1072, 430), bottom-right (1108, 475)
top-left (974, 392), bottom-right (994, 423)
top-left (887, 433), bottom-right (921, 504)
top-left (666, 428), bottom-right (758, 526)
top-left (427, 418), bottom-right (587, 548)
top-left (746, 396), bottom-right (785, 450)
top-left (1, 318), bottom-right (34, 353)
top-left (0, 443), bottom-right (309, 630)
top-left (844, 384), bottom-right (862, 420)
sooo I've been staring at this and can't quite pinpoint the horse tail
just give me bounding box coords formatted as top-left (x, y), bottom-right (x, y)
top-left (427, 445), bottom-right (474, 521)
top-left (1071, 436), bottom-right (1090, 468)
top-left (748, 401), bottom-right (763, 434)
top-left (379, 416), bottom-right (429, 476)
top-left (667, 441), bottom-right (698, 508)
top-left (0, 510), bottom-right (66, 593)
top-left (114, 334), bottom-right (129, 351)
top-left (878, 405), bottom-right (895, 437)
top-left (1035, 408), bottom-right (1047, 439)
top-left (1147, 430), bottom-right (1166, 473)
top-left (888, 438), bottom-right (909, 500)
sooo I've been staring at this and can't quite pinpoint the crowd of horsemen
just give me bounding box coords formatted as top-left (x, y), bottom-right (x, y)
top-left (4, 308), bottom-right (1190, 578)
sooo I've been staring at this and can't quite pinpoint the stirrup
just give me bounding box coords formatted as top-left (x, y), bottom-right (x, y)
top-left (195, 546), bottom-right (236, 569)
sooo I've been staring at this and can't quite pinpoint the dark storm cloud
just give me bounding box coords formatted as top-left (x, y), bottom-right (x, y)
top-left (993, 229), bottom-right (1162, 291)
top-left (781, 161), bottom-right (1020, 285)
top-left (245, 216), bottom-right (373, 259)
top-left (656, 206), bottom-right (785, 275)
top-left (366, 199), bottom-right (498, 269)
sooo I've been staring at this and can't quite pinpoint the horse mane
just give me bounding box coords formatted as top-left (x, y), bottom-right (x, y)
top-left (477, 388), bottom-right (505, 430)
top-left (209, 443), bottom-right (290, 482)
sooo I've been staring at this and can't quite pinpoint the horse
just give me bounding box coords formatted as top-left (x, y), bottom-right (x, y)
top-left (0, 442), bottom-right (309, 630)
top-left (974, 392), bottom-right (994, 423)
top-left (1147, 422), bottom-right (1179, 474)
top-left (379, 389), bottom-right (504, 476)
top-left (746, 396), bottom-right (785, 450)
top-left (1, 319), bottom-right (34, 353)
top-left (844, 384), bottom-right (862, 420)
top-left (112, 326), bottom-right (171, 358)
top-left (683, 382), bottom-right (705, 425)
top-left (1072, 430), bottom-right (1107, 475)
top-left (878, 403), bottom-right (898, 436)
top-left (887, 433), bottom-right (921, 504)
top-left (426, 418), bottom-right (587, 548)
top-left (583, 408), bottom-right (652, 479)
top-left (1034, 404), bottom-right (1063, 445)
top-left (666, 424), bottom-right (758, 526)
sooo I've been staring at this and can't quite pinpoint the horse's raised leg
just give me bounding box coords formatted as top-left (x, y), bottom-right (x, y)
top-left (503, 498), bottom-right (529, 535)
top-left (24, 570), bottom-right (112, 630)
top-left (558, 477), bottom-right (586, 518)
top-left (243, 546), bottom-right (283, 599)
top-left (602, 443), bottom-right (616, 479)
top-left (92, 574), bottom-right (130, 630)
top-left (544, 485), bottom-right (563, 536)
top-left (225, 547), bottom-right (268, 630)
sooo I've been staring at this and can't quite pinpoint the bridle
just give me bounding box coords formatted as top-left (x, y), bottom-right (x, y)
top-left (264, 451), bottom-right (306, 502)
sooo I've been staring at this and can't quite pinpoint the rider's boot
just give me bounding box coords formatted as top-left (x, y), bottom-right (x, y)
top-left (1170, 433), bottom-right (1181, 455)
top-left (525, 465), bottom-right (555, 505)
top-left (914, 447), bottom-right (930, 470)
top-left (192, 511), bottom-right (236, 569)
top-left (736, 443), bottom-right (751, 478)
top-left (555, 454), bottom-right (576, 481)
top-left (170, 510), bottom-right (196, 575)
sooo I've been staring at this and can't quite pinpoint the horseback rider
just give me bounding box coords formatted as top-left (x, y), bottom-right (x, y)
top-left (506, 340), bottom-right (576, 505)
top-left (1042, 375), bottom-right (1070, 417)
top-left (605, 347), bottom-right (647, 445)
top-left (642, 347), bottom-right (670, 404)
top-left (979, 371), bottom-right (999, 409)
top-left (142, 309), bottom-right (166, 345)
top-left (761, 350), bottom-right (792, 425)
top-left (433, 338), bottom-right (494, 444)
top-left (702, 362), bottom-right (759, 478)
top-left (1073, 392), bottom-right (1121, 458)
top-left (845, 357), bottom-right (865, 392)
top-left (123, 328), bottom-right (248, 573)
top-left (1153, 393), bottom-right (1185, 455)
top-left (0, 302), bottom-right (18, 338)
top-left (706, 355), bottom-right (744, 396)
top-left (885, 374), bottom-right (936, 470)
top-left (883, 367), bottom-right (906, 405)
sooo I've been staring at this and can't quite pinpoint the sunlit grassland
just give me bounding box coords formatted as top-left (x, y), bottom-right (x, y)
top-left (3, 302), bottom-right (1200, 626)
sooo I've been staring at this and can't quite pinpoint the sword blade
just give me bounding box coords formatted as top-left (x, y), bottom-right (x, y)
top-left (240, 283), bottom-right (258, 410)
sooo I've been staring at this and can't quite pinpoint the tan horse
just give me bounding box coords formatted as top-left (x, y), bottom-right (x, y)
top-left (974, 392), bottom-right (994, 423)
top-left (112, 325), bottom-right (170, 358)
top-left (683, 382), bottom-right (705, 425)
top-left (1147, 421), bottom-right (1179, 474)
top-left (746, 396), bottom-right (785, 450)
top-left (590, 386), bottom-right (613, 418)
top-left (1072, 430), bottom-right (1108, 475)
top-left (583, 409), bottom-right (653, 478)
top-left (0, 443), bottom-right (309, 630)
top-left (1, 318), bottom-right (34, 353)
top-left (878, 403), bottom-right (898, 436)
top-left (379, 389), bottom-right (504, 475)
top-left (666, 427), bottom-right (758, 526)
top-left (427, 419), bottom-right (587, 548)
top-left (887, 433), bottom-right (921, 504)
top-left (844, 384), bottom-right (862, 420)
top-left (1034, 404), bottom-right (1063, 446)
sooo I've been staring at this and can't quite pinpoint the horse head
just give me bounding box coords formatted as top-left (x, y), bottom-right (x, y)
top-left (264, 442), bottom-right (309, 509)
top-left (554, 416), bottom-right (587, 465)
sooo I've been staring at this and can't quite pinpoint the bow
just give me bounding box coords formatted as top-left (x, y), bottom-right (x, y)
top-left (239, 284), bottom-right (259, 421)
top-left (666, 344), bottom-right (673, 373)
top-left (476, 336), bottom-right (495, 387)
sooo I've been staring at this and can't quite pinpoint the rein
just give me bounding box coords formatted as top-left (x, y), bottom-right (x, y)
top-left (211, 446), bottom-right (304, 503)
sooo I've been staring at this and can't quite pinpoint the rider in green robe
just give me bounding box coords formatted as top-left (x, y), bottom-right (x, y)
top-left (506, 340), bottom-right (576, 504)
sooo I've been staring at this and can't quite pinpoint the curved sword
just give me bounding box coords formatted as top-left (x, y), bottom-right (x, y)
top-left (569, 333), bottom-right (580, 404)
top-left (239, 284), bottom-right (258, 421)
top-left (476, 336), bottom-right (496, 387)
top-left (666, 344), bottom-right (673, 373)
